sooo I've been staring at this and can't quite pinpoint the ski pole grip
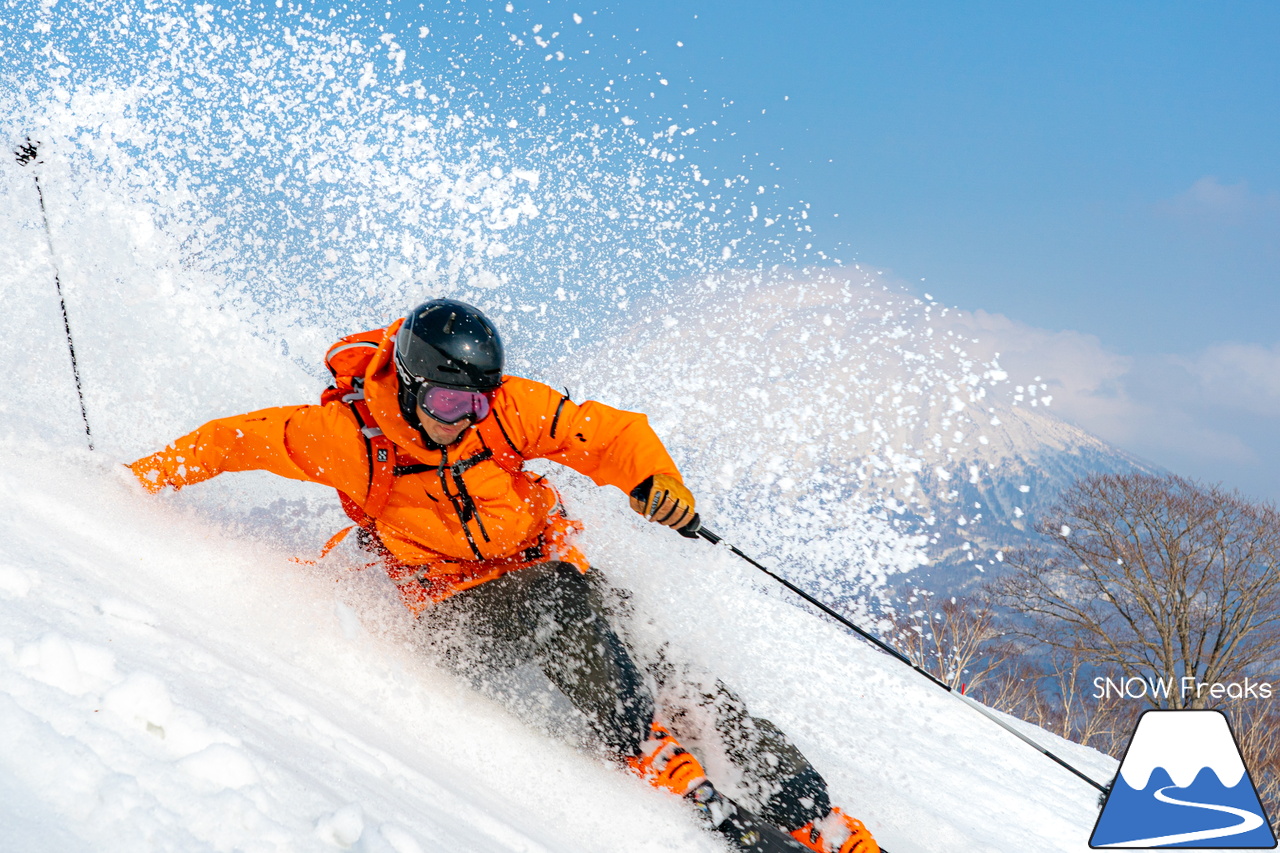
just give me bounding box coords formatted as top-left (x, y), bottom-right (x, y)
top-left (678, 513), bottom-right (702, 538)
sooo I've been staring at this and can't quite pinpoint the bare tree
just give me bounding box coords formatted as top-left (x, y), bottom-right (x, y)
top-left (970, 655), bottom-right (1054, 726)
top-left (968, 640), bottom-right (1138, 756)
top-left (1232, 700), bottom-right (1280, 823)
top-left (992, 473), bottom-right (1280, 710)
top-left (888, 590), bottom-right (1008, 692)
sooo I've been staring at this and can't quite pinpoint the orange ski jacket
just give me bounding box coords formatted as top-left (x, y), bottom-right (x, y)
top-left (129, 319), bottom-right (684, 611)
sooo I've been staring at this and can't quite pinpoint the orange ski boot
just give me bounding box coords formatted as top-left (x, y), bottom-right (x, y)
top-left (789, 807), bottom-right (879, 853)
top-left (626, 720), bottom-right (709, 797)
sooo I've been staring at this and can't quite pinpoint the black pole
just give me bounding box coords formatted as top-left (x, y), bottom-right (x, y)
top-left (682, 516), bottom-right (1110, 794)
top-left (16, 139), bottom-right (93, 451)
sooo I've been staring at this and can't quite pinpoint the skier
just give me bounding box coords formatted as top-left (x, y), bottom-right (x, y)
top-left (129, 299), bottom-right (879, 853)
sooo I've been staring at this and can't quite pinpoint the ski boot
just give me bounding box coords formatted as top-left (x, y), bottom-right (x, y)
top-left (627, 720), bottom-right (709, 796)
top-left (789, 807), bottom-right (879, 853)
top-left (628, 722), bottom-right (813, 852)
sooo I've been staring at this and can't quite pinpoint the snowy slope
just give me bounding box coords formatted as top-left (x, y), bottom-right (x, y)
top-left (0, 440), bottom-right (1120, 853)
top-left (0, 445), bottom-right (728, 853)
top-left (0, 2), bottom-right (1147, 849)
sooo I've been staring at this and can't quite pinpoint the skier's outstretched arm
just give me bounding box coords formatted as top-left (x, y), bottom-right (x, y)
top-left (127, 404), bottom-right (358, 494)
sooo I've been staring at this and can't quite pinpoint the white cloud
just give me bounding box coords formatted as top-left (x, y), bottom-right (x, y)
top-left (1175, 342), bottom-right (1280, 416)
top-left (698, 264), bottom-right (1280, 502)
top-left (1156, 176), bottom-right (1280, 226)
top-left (927, 305), bottom-right (1277, 482)
top-left (936, 309), bottom-right (1130, 413)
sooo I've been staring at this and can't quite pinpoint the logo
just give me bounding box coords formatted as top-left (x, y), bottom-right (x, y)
top-left (1090, 710), bottom-right (1276, 848)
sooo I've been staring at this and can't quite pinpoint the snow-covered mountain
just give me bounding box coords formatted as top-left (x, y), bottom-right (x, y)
top-left (0, 151), bottom-right (1135, 853)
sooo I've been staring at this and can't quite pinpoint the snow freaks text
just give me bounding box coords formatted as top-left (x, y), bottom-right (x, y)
top-left (1093, 676), bottom-right (1274, 702)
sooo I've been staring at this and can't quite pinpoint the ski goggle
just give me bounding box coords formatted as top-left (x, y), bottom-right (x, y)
top-left (416, 383), bottom-right (494, 425)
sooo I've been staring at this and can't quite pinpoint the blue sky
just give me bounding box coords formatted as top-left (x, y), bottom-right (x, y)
top-left (447, 0), bottom-right (1279, 501)
top-left (579, 1), bottom-right (1280, 355)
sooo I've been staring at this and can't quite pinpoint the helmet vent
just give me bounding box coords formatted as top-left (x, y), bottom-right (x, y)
top-left (443, 312), bottom-right (457, 334)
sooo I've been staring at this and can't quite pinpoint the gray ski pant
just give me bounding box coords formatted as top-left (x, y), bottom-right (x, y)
top-left (416, 560), bottom-right (830, 831)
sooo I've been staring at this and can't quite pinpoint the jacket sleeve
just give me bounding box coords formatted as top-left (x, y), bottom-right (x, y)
top-left (499, 378), bottom-right (683, 495)
top-left (128, 405), bottom-right (361, 494)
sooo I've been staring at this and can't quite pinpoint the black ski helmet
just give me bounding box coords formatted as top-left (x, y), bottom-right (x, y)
top-left (394, 299), bottom-right (504, 421)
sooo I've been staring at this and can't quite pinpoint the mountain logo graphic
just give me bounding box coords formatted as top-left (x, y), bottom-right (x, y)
top-left (1090, 709), bottom-right (1276, 848)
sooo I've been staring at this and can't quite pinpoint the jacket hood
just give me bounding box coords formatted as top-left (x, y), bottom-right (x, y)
top-left (363, 318), bottom-right (475, 466)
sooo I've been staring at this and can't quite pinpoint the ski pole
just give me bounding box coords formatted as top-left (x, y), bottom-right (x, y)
top-left (16, 139), bottom-right (93, 451)
top-left (680, 515), bottom-right (1110, 794)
